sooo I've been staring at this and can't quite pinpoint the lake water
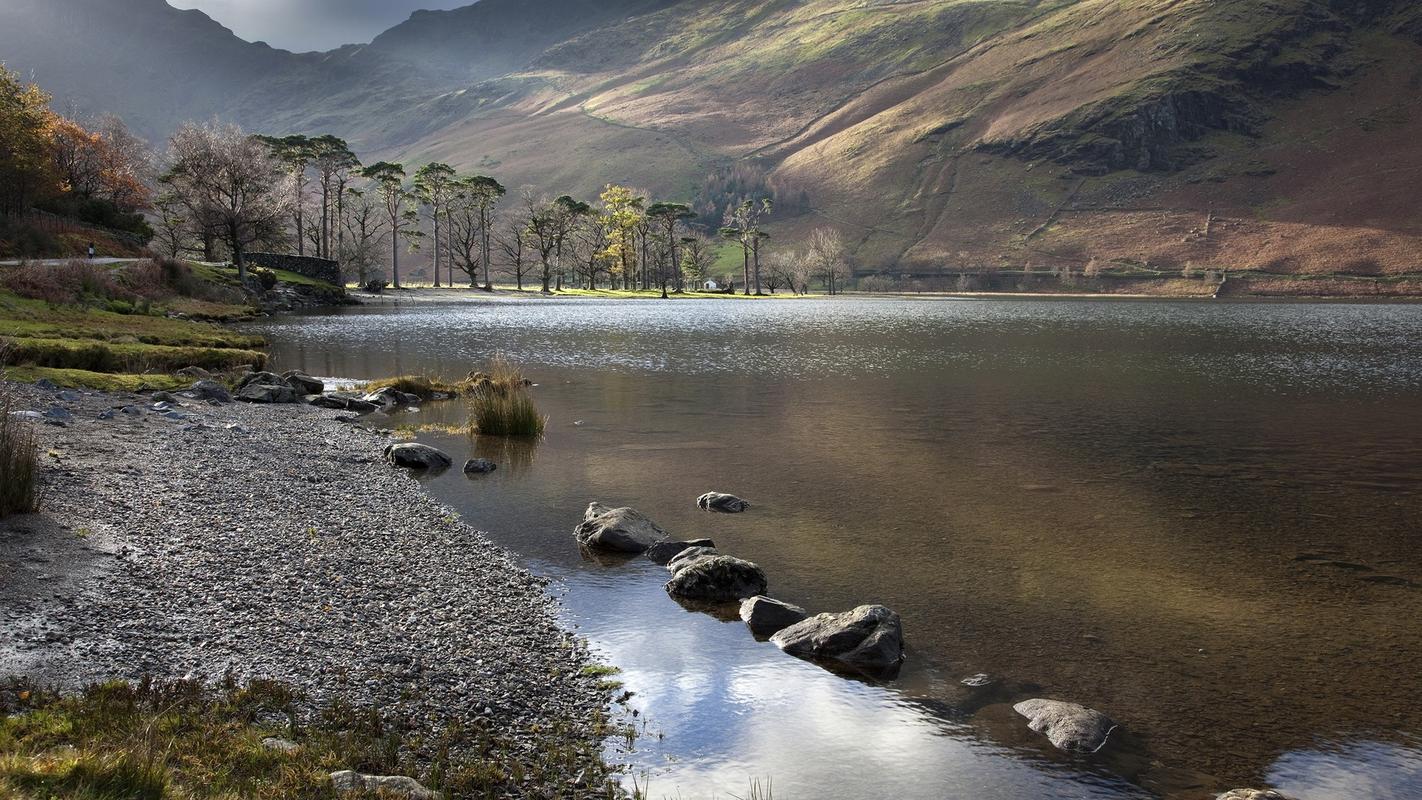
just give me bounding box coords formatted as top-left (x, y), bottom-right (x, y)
top-left (255, 296), bottom-right (1422, 800)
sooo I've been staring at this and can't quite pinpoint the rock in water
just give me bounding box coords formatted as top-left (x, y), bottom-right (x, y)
top-left (740, 595), bottom-right (808, 636)
top-left (1013, 699), bottom-right (1117, 753)
top-left (236, 383), bottom-right (299, 404)
top-left (664, 555), bottom-right (767, 602)
top-left (463, 458), bottom-right (498, 474)
top-left (770, 605), bottom-right (904, 671)
top-left (574, 502), bottom-right (668, 553)
top-left (664, 545), bottom-right (720, 573)
top-left (697, 492), bottom-right (750, 513)
top-left (188, 380), bottom-right (232, 403)
top-left (645, 538), bottom-right (716, 566)
top-left (329, 770), bottom-right (438, 800)
top-left (383, 443), bottom-right (453, 471)
top-left (282, 371), bottom-right (325, 395)
top-left (1217, 792), bottom-right (1297, 800)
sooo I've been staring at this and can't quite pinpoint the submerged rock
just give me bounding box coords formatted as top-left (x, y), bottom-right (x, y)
top-left (739, 595), bottom-right (807, 636)
top-left (383, 443), bottom-right (453, 471)
top-left (462, 458), bottom-right (498, 474)
top-left (1013, 699), bottom-right (1117, 753)
top-left (664, 555), bottom-right (767, 602)
top-left (1217, 791), bottom-right (1297, 800)
top-left (645, 538), bottom-right (716, 566)
top-left (770, 605), bottom-right (904, 672)
top-left (697, 492), bottom-right (750, 513)
top-left (329, 770), bottom-right (437, 800)
top-left (574, 502), bottom-right (668, 553)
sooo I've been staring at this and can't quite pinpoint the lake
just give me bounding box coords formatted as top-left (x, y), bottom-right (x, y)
top-left (254, 295), bottom-right (1422, 800)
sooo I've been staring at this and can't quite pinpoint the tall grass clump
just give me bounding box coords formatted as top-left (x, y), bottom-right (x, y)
top-left (467, 356), bottom-right (546, 437)
top-left (0, 363), bottom-right (41, 518)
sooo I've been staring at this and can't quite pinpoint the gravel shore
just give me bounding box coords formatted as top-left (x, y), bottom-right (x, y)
top-left (0, 381), bottom-right (610, 784)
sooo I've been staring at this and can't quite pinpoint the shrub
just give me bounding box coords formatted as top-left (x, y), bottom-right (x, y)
top-left (0, 368), bottom-right (41, 517)
top-left (466, 357), bottom-right (545, 437)
top-left (253, 269), bottom-right (278, 291)
top-left (364, 279), bottom-right (389, 293)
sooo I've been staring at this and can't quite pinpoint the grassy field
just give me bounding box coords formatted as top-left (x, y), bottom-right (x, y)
top-left (0, 259), bottom-right (295, 390)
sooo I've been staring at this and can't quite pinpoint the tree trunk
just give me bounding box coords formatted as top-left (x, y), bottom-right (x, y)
top-left (752, 241), bottom-right (763, 295)
top-left (432, 212), bottom-right (441, 287)
top-left (392, 235), bottom-right (401, 289)
top-left (742, 245), bottom-right (751, 295)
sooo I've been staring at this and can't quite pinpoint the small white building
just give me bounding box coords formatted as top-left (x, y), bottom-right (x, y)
top-left (704, 280), bottom-right (720, 291)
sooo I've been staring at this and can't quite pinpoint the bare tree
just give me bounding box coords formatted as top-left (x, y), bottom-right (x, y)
top-left (808, 227), bottom-right (850, 295)
top-left (165, 121), bottom-right (292, 282)
top-left (338, 187), bottom-right (387, 286)
top-left (494, 214), bottom-right (536, 291)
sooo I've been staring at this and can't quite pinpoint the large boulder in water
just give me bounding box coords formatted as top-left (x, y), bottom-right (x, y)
top-left (664, 545), bottom-right (720, 573)
top-left (740, 595), bottom-right (807, 637)
top-left (664, 555), bottom-right (767, 602)
top-left (770, 605), bottom-right (904, 672)
top-left (383, 443), bottom-right (452, 471)
top-left (697, 492), bottom-right (750, 513)
top-left (645, 538), bottom-right (715, 566)
top-left (574, 502), bottom-right (668, 553)
top-left (1013, 699), bottom-right (1117, 753)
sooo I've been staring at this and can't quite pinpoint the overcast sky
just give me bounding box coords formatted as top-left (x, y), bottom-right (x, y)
top-left (167, 0), bottom-right (472, 52)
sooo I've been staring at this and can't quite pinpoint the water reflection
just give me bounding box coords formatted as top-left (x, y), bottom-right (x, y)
top-left (254, 297), bottom-right (1422, 799)
top-left (1268, 737), bottom-right (1422, 799)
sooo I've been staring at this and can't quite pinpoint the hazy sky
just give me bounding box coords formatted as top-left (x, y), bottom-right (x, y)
top-left (167, 0), bottom-right (472, 52)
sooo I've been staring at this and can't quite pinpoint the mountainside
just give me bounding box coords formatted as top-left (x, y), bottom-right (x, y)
top-left (4, 0), bottom-right (1422, 279)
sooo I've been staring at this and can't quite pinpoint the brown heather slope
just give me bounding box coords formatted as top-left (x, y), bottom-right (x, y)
top-left (4, 0), bottom-right (1421, 282)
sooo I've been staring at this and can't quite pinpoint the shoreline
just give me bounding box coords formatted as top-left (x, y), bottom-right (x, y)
top-left (0, 380), bottom-right (617, 795)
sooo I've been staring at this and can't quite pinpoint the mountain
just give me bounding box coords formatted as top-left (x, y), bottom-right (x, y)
top-left (4, 0), bottom-right (1422, 279)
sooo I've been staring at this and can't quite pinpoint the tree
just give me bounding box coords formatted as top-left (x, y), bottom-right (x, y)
top-left (599, 184), bottom-right (643, 292)
top-left (522, 189), bottom-right (561, 293)
top-left (646, 202), bottom-right (695, 296)
top-left (680, 233), bottom-right (715, 289)
top-left (551, 195), bottom-right (592, 293)
top-left (720, 197), bottom-right (772, 295)
top-left (414, 162), bottom-right (457, 288)
top-left (361, 162), bottom-right (419, 289)
top-left (463, 175), bottom-right (506, 290)
top-left (808, 227), bottom-right (849, 295)
top-left (494, 214), bottom-right (535, 291)
top-left (151, 190), bottom-right (195, 259)
top-left (338, 187), bottom-right (388, 286)
top-left (311, 135), bottom-right (359, 260)
top-left (165, 122), bottom-right (292, 282)
top-left (257, 134), bottom-right (315, 256)
top-left (0, 67), bottom-right (57, 215)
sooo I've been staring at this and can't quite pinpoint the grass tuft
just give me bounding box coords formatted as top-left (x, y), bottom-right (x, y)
top-left (363, 374), bottom-right (464, 400)
top-left (0, 369), bottom-right (40, 518)
top-left (466, 357), bottom-right (546, 438)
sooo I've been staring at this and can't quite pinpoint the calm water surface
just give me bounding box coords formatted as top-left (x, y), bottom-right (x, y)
top-left (255, 297), bottom-right (1422, 800)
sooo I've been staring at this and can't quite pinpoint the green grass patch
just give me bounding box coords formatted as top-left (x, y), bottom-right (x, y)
top-left (0, 289), bottom-right (263, 350)
top-left (3, 337), bottom-right (264, 374)
top-left (0, 676), bottom-right (622, 800)
top-left (3, 366), bottom-right (191, 393)
top-left (467, 357), bottom-right (547, 438)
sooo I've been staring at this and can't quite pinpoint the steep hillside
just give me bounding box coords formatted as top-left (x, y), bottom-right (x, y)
top-left (4, 0), bottom-right (1422, 281)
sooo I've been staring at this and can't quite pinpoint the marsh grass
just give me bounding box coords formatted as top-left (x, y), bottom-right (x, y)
top-left (0, 365), bottom-right (40, 518)
top-left (467, 356), bottom-right (547, 438)
top-left (363, 374), bottom-right (464, 400)
top-left (0, 676), bottom-right (624, 799)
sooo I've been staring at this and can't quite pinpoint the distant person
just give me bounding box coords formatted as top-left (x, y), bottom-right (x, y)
top-left (86, 243), bottom-right (95, 260)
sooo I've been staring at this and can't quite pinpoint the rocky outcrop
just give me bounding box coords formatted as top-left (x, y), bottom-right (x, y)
top-left (645, 538), bottom-right (715, 566)
top-left (383, 443), bottom-right (453, 471)
top-left (329, 770), bottom-right (438, 800)
top-left (664, 555), bottom-right (767, 602)
top-left (770, 605), bottom-right (904, 672)
top-left (574, 502), bottom-right (668, 553)
top-left (739, 595), bottom-right (807, 637)
top-left (235, 382), bottom-right (299, 404)
top-left (1013, 699), bottom-right (1117, 753)
top-left (1217, 791), bottom-right (1297, 800)
top-left (697, 492), bottom-right (750, 513)
top-left (282, 371), bottom-right (324, 395)
top-left (187, 380), bottom-right (232, 403)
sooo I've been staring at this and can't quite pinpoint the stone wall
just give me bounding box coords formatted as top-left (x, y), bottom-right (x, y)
top-left (246, 252), bottom-right (342, 287)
